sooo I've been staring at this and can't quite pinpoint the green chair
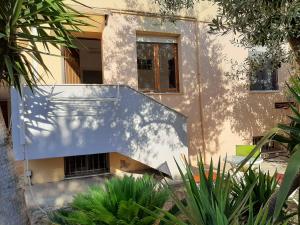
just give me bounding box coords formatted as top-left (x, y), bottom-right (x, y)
top-left (236, 145), bottom-right (260, 158)
top-left (226, 145), bottom-right (263, 168)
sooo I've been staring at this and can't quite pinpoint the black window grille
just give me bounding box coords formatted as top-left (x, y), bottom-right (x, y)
top-left (64, 153), bottom-right (109, 177)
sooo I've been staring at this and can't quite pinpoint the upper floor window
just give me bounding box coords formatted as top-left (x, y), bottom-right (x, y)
top-left (249, 48), bottom-right (279, 91)
top-left (137, 36), bottom-right (179, 93)
top-left (64, 38), bottom-right (102, 84)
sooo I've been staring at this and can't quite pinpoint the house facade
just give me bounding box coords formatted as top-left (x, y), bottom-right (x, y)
top-left (4, 0), bottom-right (291, 184)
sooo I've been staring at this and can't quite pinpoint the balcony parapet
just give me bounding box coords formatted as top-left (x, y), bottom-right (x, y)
top-left (11, 84), bottom-right (188, 178)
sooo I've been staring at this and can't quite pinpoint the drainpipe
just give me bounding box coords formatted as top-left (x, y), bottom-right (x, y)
top-left (194, 19), bottom-right (207, 162)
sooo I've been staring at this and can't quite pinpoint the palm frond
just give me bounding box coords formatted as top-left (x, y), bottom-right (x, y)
top-left (0, 0), bottom-right (88, 93)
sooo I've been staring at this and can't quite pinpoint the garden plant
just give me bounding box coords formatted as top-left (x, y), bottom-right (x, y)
top-left (51, 175), bottom-right (169, 225)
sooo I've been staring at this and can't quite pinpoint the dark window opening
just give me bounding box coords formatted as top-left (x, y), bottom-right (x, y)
top-left (250, 62), bottom-right (278, 91)
top-left (253, 136), bottom-right (286, 153)
top-left (253, 136), bottom-right (273, 153)
top-left (64, 38), bottom-right (102, 84)
top-left (82, 70), bottom-right (103, 84)
top-left (64, 153), bottom-right (109, 178)
top-left (137, 42), bottom-right (179, 92)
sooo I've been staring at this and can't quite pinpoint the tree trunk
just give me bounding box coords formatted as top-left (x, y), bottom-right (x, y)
top-left (0, 106), bottom-right (29, 225)
top-left (288, 37), bottom-right (300, 66)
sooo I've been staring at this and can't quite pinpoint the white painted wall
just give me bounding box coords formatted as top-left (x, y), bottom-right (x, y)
top-left (11, 85), bottom-right (188, 178)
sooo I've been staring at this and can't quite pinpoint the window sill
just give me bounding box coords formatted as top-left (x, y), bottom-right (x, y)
top-left (249, 90), bottom-right (280, 94)
top-left (64, 172), bottom-right (111, 180)
top-left (142, 91), bottom-right (184, 95)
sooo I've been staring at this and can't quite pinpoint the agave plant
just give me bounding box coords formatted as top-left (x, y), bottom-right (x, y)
top-left (50, 175), bottom-right (169, 225)
top-left (271, 80), bottom-right (300, 222)
top-left (232, 168), bottom-right (278, 216)
top-left (142, 157), bottom-right (282, 225)
top-left (233, 167), bottom-right (295, 224)
top-left (234, 77), bottom-right (300, 224)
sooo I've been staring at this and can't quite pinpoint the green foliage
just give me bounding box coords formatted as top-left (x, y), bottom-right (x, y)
top-left (50, 175), bottom-right (169, 225)
top-left (236, 80), bottom-right (300, 222)
top-left (274, 145), bottom-right (300, 221)
top-left (207, 0), bottom-right (299, 47)
top-left (288, 75), bottom-right (300, 97)
top-left (245, 205), bottom-right (274, 225)
top-left (272, 78), bottom-right (300, 154)
top-left (272, 87), bottom-right (300, 219)
top-left (156, 0), bottom-right (300, 72)
top-left (143, 157), bottom-right (284, 225)
top-left (0, 0), bottom-right (87, 93)
top-left (232, 168), bottom-right (279, 220)
top-left (154, 0), bottom-right (198, 19)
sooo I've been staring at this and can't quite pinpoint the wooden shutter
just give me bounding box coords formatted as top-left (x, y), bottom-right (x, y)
top-left (63, 47), bottom-right (81, 84)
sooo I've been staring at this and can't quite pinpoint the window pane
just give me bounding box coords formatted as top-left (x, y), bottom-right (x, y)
top-left (249, 48), bottom-right (278, 91)
top-left (159, 44), bottom-right (177, 90)
top-left (250, 64), bottom-right (278, 91)
top-left (137, 43), bottom-right (155, 90)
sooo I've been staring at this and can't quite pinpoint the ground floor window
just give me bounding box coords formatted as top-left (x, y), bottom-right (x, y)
top-left (64, 153), bottom-right (109, 177)
top-left (253, 136), bottom-right (285, 155)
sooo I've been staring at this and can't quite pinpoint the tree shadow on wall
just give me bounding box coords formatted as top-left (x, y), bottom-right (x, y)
top-left (20, 85), bottom-right (187, 172)
top-left (198, 25), bottom-right (290, 158)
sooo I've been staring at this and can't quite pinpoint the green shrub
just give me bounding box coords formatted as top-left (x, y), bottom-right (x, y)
top-left (232, 168), bottom-right (278, 219)
top-left (50, 175), bottom-right (168, 225)
top-left (143, 157), bottom-right (290, 225)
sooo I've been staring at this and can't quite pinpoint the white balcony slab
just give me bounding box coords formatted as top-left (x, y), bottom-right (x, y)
top-left (11, 85), bottom-right (188, 178)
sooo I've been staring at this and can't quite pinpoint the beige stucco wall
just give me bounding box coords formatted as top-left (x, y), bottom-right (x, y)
top-left (15, 0), bottom-right (292, 182)
top-left (197, 24), bottom-right (291, 162)
top-left (109, 152), bottom-right (152, 175)
top-left (66, 0), bottom-right (216, 22)
top-left (101, 13), bottom-right (203, 162)
top-left (27, 153), bottom-right (153, 184)
top-left (28, 158), bottom-right (65, 184)
top-left (35, 7), bottom-right (203, 167)
top-left (36, 14), bottom-right (105, 85)
top-left (85, 4), bottom-right (290, 164)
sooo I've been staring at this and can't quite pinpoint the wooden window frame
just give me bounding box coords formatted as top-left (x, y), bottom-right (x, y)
top-left (137, 42), bottom-right (179, 93)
